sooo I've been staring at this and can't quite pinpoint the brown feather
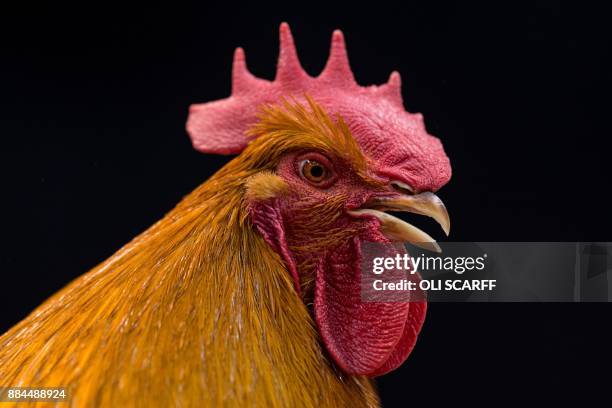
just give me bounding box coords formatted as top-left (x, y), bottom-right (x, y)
top-left (0, 99), bottom-right (380, 407)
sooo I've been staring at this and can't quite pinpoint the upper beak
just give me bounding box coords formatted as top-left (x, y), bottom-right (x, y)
top-left (348, 190), bottom-right (450, 253)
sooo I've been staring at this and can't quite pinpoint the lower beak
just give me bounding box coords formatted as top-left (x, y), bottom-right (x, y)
top-left (348, 192), bottom-right (450, 253)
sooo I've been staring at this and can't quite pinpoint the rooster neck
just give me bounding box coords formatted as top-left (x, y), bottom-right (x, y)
top-left (0, 177), bottom-right (379, 407)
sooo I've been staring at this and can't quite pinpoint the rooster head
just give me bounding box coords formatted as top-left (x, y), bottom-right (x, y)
top-left (186, 23), bottom-right (451, 377)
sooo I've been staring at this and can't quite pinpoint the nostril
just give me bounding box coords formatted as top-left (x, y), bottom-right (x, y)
top-left (390, 180), bottom-right (415, 195)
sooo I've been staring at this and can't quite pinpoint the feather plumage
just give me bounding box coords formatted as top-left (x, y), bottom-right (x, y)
top-left (0, 100), bottom-right (379, 407)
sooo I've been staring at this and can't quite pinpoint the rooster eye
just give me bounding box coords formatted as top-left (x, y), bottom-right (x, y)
top-left (299, 159), bottom-right (330, 185)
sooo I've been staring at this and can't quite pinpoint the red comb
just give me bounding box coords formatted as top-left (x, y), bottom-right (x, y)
top-left (187, 23), bottom-right (402, 153)
top-left (186, 22), bottom-right (451, 191)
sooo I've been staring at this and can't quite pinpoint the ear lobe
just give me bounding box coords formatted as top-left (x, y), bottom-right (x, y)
top-left (249, 197), bottom-right (301, 294)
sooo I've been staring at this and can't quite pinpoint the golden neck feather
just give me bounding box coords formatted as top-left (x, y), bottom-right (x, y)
top-left (0, 99), bottom-right (380, 407)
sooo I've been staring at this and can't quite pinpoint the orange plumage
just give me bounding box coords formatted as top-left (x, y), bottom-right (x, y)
top-left (1, 23), bottom-right (452, 407)
top-left (0, 100), bottom-right (380, 407)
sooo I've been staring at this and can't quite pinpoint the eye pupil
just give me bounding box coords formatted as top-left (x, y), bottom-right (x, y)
top-left (310, 165), bottom-right (323, 178)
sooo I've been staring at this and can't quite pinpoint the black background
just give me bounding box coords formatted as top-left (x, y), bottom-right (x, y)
top-left (1, 1), bottom-right (610, 405)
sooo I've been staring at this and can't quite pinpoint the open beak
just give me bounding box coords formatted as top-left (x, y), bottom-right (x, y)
top-left (348, 191), bottom-right (450, 253)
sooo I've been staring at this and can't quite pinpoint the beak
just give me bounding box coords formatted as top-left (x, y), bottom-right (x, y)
top-left (371, 192), bottom-right (450, 236)
top-left (348, 191), bottom-right (450, 253)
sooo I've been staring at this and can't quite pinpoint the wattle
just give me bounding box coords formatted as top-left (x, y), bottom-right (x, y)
top-left (313, 237), bottom-right (427, 376)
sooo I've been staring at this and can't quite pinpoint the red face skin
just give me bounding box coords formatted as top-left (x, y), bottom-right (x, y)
top-left (248, 146), bottom-right (442, 377)
top-left (187, 23), bottom-right (452, 377)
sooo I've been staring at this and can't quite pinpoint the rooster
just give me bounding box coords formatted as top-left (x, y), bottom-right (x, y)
top-left (0, 23), bottom-right (451, 407)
